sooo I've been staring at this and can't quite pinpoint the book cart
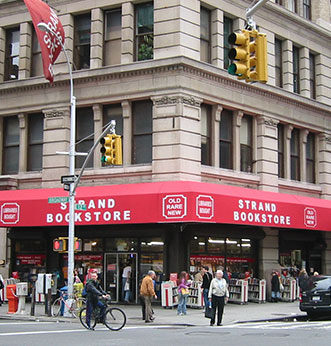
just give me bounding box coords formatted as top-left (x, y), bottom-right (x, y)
top-left (228, 279), bottom-right (248, 304)
top-left (281, 278), bottom-right (297, 302)
top-left (187, 281), bottom-right (204, 309)
top-left (248, 278), bottom-right (266, 303)
top-left (161, 281), bottom-right (178, 308)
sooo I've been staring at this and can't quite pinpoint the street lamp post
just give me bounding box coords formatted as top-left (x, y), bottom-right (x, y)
top-left (38, 22), bottom-right (76, 304)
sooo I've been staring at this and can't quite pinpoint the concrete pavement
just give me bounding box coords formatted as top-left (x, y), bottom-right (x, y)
top-left (0, 300), bottom-right (306, 326)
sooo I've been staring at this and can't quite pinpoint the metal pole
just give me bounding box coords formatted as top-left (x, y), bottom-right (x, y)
top-left (37, 22), bottom-right (76, 304)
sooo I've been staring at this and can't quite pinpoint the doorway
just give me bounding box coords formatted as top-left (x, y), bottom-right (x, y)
top-left (104, 253), bottom-right (138, 303)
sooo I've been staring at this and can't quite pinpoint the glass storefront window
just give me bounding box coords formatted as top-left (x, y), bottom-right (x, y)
top-left (226, 238), bottom-right (241, 255)
top-left (83, 238), bottom-right (103, 252)
top-left (141, 238), bottom-right (164, 252)
top-left (15, 239), bottom-right (45, 252)
top-left (105, 238), bottom-right (137, 252)
top-left (190, 236), bottom-right (206, 253)
top-left (141, 253), bottom-right (163, 275)
top-left (207, 237), bottom-right (225, 253)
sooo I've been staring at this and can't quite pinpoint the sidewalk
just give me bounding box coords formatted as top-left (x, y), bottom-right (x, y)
top-left (0, 301), bottom-right (305, 326)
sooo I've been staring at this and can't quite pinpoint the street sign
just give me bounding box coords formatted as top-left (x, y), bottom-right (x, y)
top-left (61, 175), bottom-right (78, 184)
top-left (75, 204), bottom-right (87, 211)
top-left (48, 197), bottom-right (69, 204)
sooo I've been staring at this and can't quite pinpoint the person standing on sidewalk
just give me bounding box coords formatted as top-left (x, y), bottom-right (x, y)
top-left (208, 269), bottom-right (229, 326)
top-left (201, 266), bottom-right (212, 309)
top-left (0, 274), bottom-right (4, 306)
top-left (140, 270), bottom-right (157, 323)
top-left (177, 271), bottom-right (190, 316)
top-left (271, 271), bottom-right (281, 302)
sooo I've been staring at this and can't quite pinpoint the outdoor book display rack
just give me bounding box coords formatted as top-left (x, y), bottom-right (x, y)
top-left (248, 278), bottom-right (266, 303)
top-left (280, 278), bottom-right (297, 302)
top-left (187, 281), bottom-right (204, 309)
top-left (161, 281), bottom-right (178, 308)
top-left (228, 279), bottom-right (248, 304)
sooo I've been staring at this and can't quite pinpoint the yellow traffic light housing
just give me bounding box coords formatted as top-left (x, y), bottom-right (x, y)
top-left (228, 29), bottom-right (268, 84)
top-left (228, 30), bottom-right (250, 80)
top-left (100, 134), bottom-right (122, 165)
top-left (53, 237), bottom-right (67, 252)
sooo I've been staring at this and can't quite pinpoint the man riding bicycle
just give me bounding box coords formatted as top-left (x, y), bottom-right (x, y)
top-left (85, 271), bottom-right (110, 329)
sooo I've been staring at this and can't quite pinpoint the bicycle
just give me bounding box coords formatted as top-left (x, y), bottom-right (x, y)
top-left (51, 290), bottom-right (86, 318)
top-left (79, 298), bottom-right (126, 331)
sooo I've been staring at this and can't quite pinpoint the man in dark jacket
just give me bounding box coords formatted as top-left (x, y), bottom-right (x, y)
top-left (85, 272), bottom-right (110, 329)
top-left (271, 271), bottom-right (281, 302)
top-left (201, 266), bottom-right (212, 309)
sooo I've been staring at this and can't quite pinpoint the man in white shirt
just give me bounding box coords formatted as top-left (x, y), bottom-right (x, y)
top-left (122, 263), bottom-right (131, 303)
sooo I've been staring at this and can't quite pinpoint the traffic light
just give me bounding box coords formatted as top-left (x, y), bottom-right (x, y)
top-left (228, 30), bottom-right (250, 81)
top-left (74, 238), bottom-right (82, 252)
top-left (100, 134), bottom-right (122, 165)
top-left (53, 238), bottom-right (67, 252)
top-left (228, 29), bottom-right (268, 83)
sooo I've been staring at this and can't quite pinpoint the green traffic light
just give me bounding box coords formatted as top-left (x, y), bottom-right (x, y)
top-left (228, 64), bottom-right (237, 75)
top-left (101, 156), bottom-right (107, 163)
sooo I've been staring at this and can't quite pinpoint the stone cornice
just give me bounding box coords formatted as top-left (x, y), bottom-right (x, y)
top-left (0, 57), bottom-right (330, 118)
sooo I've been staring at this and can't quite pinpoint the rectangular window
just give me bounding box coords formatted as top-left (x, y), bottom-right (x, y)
top-left (277, 123), bottom-right (285, 178)
top-left (223, 17), bottom-right (233, 70)
top-left (293, 46), bottom-right (300, 94)
top-left (220, 109), bottom-right (233, 169)
top-left (200, 7), bottom-right (211, 63)
top-left (303, 0), bottom-right (311, 20)
top-left (240, 115), bottom-right (253, 173)
top-left (76, 107), bottom-right (94, 169)
top-left (3, 116), bottom-right (19, 174)
top-left (132, 100), bottom-right (152, 164)
top-left (28, 113), bottom-right (43, 171)
top-left (275, 39), bottom-right (283, 88)
top-left (135, 3), bottom-right (154, 61)
top-left (309, 53), bottom-right (316, 99)
top-left (5, 28), bottom-right (20, 81)
top-left (104, 9), bottom-right (122, 66)
top-left (201, 104), bottom-right (211, 165)
top-left (31, 29), bottom-right (43, 77)
top-left (74, 13), bottom-right (91, 70)
top-left (288, 0), bottom-right (298, 13)
top-left (290, 128), bottom-right (300, 181)
top-left (306, 132), bottom-right (315, 183)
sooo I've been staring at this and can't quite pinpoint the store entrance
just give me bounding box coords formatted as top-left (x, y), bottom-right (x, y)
top-left (104, 253), bottom-right (138, 303)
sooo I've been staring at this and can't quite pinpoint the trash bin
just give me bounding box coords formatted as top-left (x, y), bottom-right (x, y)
top-left (6, 284), bottom-right (18, 314)
top-left (60, 286), bottom-right (68, 316)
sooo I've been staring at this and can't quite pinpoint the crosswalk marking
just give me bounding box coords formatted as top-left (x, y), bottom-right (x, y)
top-left (223, 321), bottom-right (331, 330)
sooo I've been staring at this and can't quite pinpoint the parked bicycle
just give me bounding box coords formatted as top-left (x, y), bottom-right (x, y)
top-left (51, 289), bottom-right (86, 318)
top-left (79, 297), bottom-right (126, 331)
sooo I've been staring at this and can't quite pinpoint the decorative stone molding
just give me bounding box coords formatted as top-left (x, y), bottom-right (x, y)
top-left (264, 117), bottom-right (279, 128)
top-left (153, 95), bottom-right (202, 107)
top-left (18, 113), bottom-right (26, 129)
top-left (43, 109), bottom-right (66, 118)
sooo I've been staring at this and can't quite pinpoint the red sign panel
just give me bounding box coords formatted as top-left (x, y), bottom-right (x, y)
top-left (0, 181), bottom-right (330, 231)
top-left (1, 203), bottom-right (20, 224)
top-left (196, 195), bottom-right (214, 219)
top-left (16, 254), bottom-right (46, 265)
top-left (162, 194), bottom-right (187, 219)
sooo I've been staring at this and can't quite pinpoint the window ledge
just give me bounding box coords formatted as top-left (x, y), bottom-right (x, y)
top-left (278, 178), bottom-right (322, 194)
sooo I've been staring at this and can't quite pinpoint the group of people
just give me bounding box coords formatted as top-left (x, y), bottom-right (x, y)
top-left (177, 266), bottom-right (229, 326)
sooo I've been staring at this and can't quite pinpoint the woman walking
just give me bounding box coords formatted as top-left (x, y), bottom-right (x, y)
top-left (208, 270), bottom-right (229, 326)
top-left (177, 271), bottom-right (190, 316)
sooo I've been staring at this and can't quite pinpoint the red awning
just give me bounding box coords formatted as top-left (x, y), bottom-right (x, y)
top-left (0, 181), bottom-right (330, 231)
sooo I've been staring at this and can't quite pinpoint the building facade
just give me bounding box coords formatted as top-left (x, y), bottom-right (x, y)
top-left (0, 0), bottom-right (331, 301)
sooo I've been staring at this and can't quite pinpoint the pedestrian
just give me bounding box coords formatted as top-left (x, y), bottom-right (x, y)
top-left (74, 268), bottom-right (82, 283)
top-left (201, 265), bottom-right (212, 309)
top-left (122, 262), bottom-right (131, 303)
top-left (271, 271), bottom-right (280, 302)
top-left (219, 266), bottom-right (229, 284)
top-left (140, 270), bottom-right (157, 323)
top-left (208, 269), bottom-right (229, 326)
top-left (298, 269), bottom-right (309, 291)
top-left (177, 271), bottom-right (190, 316)
top-left (194, 269), bottom-right (203, 283)
top-left (0, 274), bottom-right (4, 306)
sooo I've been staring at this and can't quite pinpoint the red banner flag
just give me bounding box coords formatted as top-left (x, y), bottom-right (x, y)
top-left (24, 0), bottom-right (65, 83)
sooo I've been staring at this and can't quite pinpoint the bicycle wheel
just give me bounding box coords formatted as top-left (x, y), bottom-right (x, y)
top-left (104, 307), bottom-right (126, 331)
top-left (79, 307), bottom-right (96, 330)
top-left (51, 297), bottom-right (62, 317)
top-left (71, 298), bottom-right (86, 318)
